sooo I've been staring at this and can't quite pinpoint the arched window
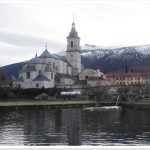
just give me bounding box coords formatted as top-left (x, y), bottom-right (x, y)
top-left (26, 72), bottom-right (30, 79)
top-left (51, 73), bottom-right (53, 80)
top-left (36, 83), bottom-right (39, 88)
top-left (71, 41), bottom-right (73, 47)
top-left (53, 63), bottom-right (55, 70)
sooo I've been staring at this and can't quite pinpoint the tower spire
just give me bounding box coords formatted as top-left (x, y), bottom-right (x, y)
top-left (72, 17), bottom-right (75, 28)
top-left (67, 20), bottom-right (79, 38)
top-left (45, 43), bottom-right (47, 50)
top-left (67, 20), bottom-right (81, 75)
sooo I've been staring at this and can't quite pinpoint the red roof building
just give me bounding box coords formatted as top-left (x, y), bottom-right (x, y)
top-left (105, 72), bottom-right (150, 85)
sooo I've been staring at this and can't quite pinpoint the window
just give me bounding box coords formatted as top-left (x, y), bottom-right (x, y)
top-left (18, 84), bottom-right (21, 88)
top-left (51, 73), bottom-right (53, 80)
top-left (36, 83), bottom-right (39, 88)
top-left (53, 63), bottom-right (55, 70)
top-left (71, 41), bottom-right (73, 47)
top-left (39, 70), bottom-right (41, 74)
top-left (85, 76), bottom-right (88, 80)
top-left (26, 72), bottom-right (30, 79)
top-left (49, 63), bottom-right (51, 69)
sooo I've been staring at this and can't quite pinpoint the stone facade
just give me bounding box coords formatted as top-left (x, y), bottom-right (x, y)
top-left (78, 68), bottom-right (110, 87)
top-left (79, 68), bottom-right (105, 80)
top-left (87, 79), bottom-right (112, 87)
top-left (12, 21), bottom-right (107, 89)
top-left (67, 21), bottom-right (81, 75)
top-left (55, 73), bottom-right (77, 88)
top-left (12, 21), bottom-right (83, 89)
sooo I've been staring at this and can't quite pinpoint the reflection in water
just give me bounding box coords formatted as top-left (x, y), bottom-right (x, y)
top-left (0, 109), bottom-right (24, 145)
top-left (61, 108), bottom-right (81, 145)
top-left (0, 107), bottom-right (82, 145)
top-left (0, 107), bottom-right (150, 145)
top-left (82, 109), bottom-right (150, 145)
top-left (23, 109), bottom-right (63, 145)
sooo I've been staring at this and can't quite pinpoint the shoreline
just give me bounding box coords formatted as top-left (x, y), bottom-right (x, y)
top-left (0, 99), bottom-right (150, 109)
top-left (0, 99), bottom-right (96, 107)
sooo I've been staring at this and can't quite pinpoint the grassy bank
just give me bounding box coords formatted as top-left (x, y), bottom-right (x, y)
top-left (0, 99), bottom-right (96, 107)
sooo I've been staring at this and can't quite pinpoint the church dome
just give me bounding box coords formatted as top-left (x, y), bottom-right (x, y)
top-left (39, 49), bottom-right (51, 58)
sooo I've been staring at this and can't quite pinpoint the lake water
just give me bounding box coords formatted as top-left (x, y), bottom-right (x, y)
top-left (0, 106), bottom-right (150, 146)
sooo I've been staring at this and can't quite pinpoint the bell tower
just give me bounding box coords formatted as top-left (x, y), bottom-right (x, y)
top-left (67, 21), bottom-right (81, 75)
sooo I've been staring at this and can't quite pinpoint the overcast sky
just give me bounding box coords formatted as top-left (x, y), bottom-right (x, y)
top-left (1, 1), bottom-right (150, 65)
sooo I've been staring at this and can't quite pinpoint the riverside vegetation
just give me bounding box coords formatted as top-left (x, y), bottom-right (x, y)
top-left (0, 65), bottom-right (150, 104)
top-left (0, 84), bottom-right (150, 103)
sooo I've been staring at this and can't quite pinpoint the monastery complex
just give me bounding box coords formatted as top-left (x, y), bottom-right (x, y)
top-left (12, 22), bottom-right (150, 89)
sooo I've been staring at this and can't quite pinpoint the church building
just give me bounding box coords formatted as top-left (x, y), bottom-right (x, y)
top-left (12, 21), bottom-right (82, 89)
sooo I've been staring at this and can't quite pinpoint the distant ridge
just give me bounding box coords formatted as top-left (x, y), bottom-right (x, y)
top-left (3, 62), bottom-right (23, 80)
top-left (3, 44), bottom-right (150, 80)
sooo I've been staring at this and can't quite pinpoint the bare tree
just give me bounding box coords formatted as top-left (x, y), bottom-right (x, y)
top-left (0, 67), bottom-right (7, 87)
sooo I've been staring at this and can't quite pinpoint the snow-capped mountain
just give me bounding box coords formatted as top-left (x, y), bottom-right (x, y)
top-left (54, 44), bottom-right (150, 72)
top-left (3, 44), bottom-right (150, 80)
top-left (82, 44), bottom-right (150, 72)
top-left (81, 44), bottom-right (150, 58)
top-left (55, 44), bottom-right (150, 58)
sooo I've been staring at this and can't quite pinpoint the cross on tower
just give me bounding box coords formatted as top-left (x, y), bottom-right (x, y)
top-left (45, 43), bottom-right (47, 50)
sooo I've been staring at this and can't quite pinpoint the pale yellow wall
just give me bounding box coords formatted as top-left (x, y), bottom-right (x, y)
top-left (113, 76), bottom-right (150, 85)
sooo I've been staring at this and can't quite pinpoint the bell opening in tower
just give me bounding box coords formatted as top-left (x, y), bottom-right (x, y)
top-left (71, 41), bottom-right (73, 47)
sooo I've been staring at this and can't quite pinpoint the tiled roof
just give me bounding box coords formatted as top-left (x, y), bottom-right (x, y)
top-left (51, 55), bottom-right (72, 66)
top-left (55, 73), bottom-right (77, 80)
top-left (39, 49), bottom-right (51, 58)
top-left (17, 77), bottom-right (24, 82)
top-left (67, 28), bottom-right (79, 38)
top-left (79, 68), bottom-right (97, 75)
top-left (106, 72), bottom-right (150, 78)
top-left (33, 74), bottom-right (50, 81)
top-left (27, 57), bottom-right (44, 64)
top-left (11, 75), bottom-right (23, 82)
top-left (24, 66), bottom-right (36, 72)
top-left (87, 76), bottom-right (104, 80)
top-left (67, 22), bottom-right (79, 38)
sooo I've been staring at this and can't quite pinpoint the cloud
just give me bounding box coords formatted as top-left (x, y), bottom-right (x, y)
top-left (0, 30), bottom-right (65, 50)
top-left (0, 31), bottom-right (66, 65)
